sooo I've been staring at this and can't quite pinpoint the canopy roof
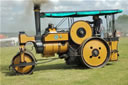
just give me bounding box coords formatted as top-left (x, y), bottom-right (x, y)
top-left (40, 9), bottom-right (123, 18)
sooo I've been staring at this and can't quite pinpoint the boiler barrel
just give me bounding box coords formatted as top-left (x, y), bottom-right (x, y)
top-left (43, 42), bottom-right (68, 57)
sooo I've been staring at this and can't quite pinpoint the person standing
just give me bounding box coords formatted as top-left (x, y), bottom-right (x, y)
top-left (88, 15), bottom-right (103, 36)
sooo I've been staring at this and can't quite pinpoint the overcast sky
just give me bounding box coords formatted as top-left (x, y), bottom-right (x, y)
top-left (0, 0), bottom-right (128, 33)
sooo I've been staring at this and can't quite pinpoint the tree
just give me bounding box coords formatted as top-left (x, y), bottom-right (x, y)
top-left (116, 15), bottom-right (128, 35)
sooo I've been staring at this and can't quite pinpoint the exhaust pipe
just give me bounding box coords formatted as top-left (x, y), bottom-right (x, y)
top-left (34, 5), bottom-right (41, 36)
top-left (34, 4), bottom-right (43, 53)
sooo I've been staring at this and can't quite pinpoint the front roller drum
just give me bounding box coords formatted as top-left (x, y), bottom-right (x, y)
top-left (80, 37), bottom-right (110, 68)
top-left (11, 51), bottom-right (36, 74)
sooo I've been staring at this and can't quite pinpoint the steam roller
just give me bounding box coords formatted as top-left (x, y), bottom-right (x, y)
top-left (9, 4), bottom-right (122, 74)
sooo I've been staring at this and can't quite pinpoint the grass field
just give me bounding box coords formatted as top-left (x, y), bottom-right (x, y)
top-left (0, 37), bottom-right (128, 85)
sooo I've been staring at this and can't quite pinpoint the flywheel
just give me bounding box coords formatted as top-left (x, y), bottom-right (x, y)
top-left (70, 20), bottom-right (92, 44)
top-left (80, 37), bottom-right (110, 68)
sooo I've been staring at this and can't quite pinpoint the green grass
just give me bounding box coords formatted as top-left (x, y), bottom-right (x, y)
top-left (0, 37), bottom-right (128, 85)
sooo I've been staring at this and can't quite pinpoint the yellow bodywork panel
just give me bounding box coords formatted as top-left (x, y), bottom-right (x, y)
top-left (108, 40), bottom-right (119, 61)
top-left (19, 34), bottom-right (35, 63)
top-left (19, 34), bottom-right (35, 44)
top-left (44, 33), bottom-right (68, 42)
top-left (43, 42), bottom-right (68, 57)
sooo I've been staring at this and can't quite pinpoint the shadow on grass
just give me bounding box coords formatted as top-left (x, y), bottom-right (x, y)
top-left (1, 61), bottom-right (113, 76)
top-left (0, 64), bottom-right (17, 76)
top-left (1, 63), bottom-right (87, 76)
top-left (106, 63), bottom-right (113, 66)
top-left (35, 63), bottom-right (87, 71)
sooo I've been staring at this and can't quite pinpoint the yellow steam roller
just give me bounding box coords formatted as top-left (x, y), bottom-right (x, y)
top-left (9, 5), bottom-right (123, 74)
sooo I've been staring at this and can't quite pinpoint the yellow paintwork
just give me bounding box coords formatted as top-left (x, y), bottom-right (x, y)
top-left (43, 42), bottom-right (68, 57)
top-left (19, 45), bottom-right (25, 62)
top-left (49, 28), bottom-right (57, 33)
top-left (82, 40), bottom-right (107, 66)
top-left (13, 54), bottom-right (33, 74)
top-left (19, 34), bottom-right (35, 44)
top-left (70, 21), bottom-right (92, 44)
top-left (108, 41), bottom-right (118, 61)
top-left (21, 52), bottom-right (25, 62)
top-left (44, 33), bottom-right (68, 42)
top-left (19, 34), bottom-right (35, 63)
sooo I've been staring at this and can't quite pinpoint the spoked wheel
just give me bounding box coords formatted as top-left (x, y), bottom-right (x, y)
top-left (80, 37), bottom-right (110, 68)
top-left (12, 51), bottom-right (35, 74)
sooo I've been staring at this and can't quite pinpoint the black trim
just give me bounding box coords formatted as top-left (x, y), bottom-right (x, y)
top-left (19, 43), bottom-right (26, 45)
top-left (19, 31), bottom-right (25, 34)
top-left (11, 62), bottom-right (35, 67)
top-left (34, 35), bottom-right (43, 53)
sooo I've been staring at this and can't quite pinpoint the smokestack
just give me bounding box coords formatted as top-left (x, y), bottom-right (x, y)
top-left (34, 4), bottom-right (41, 36)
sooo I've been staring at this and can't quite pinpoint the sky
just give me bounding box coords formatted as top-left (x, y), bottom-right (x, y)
top-left (0, 0), bottom-right (128, 33)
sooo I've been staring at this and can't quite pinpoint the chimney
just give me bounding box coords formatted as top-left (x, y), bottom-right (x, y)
top-left (34, 5), bottom-right (41, 36)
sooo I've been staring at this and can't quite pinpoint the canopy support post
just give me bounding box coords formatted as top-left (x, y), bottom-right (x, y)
top-left (112, 14), bottom-right (116, 37)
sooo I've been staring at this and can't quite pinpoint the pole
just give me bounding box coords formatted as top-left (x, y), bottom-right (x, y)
top-left (34, 5), bottom-right (41, 36)
top-left (112, 14), bottom-right (116, 37)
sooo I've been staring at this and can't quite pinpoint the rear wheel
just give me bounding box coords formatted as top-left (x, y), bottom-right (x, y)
top-left (80, 37), bottom-right (110, 68)
top-left (12, 51), bottom-right (35, 74)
